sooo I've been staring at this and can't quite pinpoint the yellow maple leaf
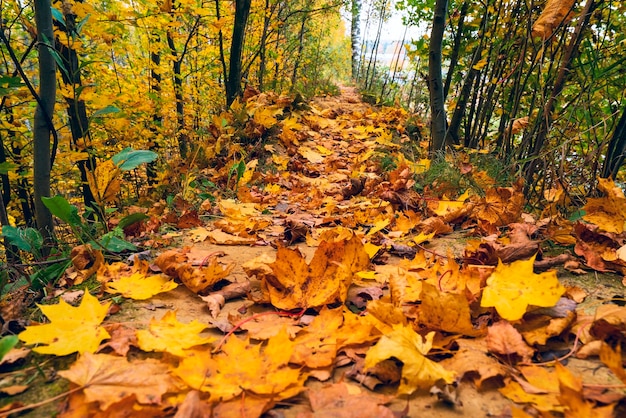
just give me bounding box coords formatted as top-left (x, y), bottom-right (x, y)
top-left (481, 256), bottom-right (565, 321)
top-left (86, 159), bottom-right (121, 205)
top-left (298, 145), bottom-right (325, 163)
top-left (104, 272), bottom-right (177, 300)
top-left (58, 352), bottom-right (174, 411)
top-left (218, 199), bottom-right (261, 219)
top-left (136, 311), bottom-right (215, 356)
top-left (174, 329), bottom-right (305, 402)
top-left (432, 190), bottom-right (471, 216)
top-left (582, 178), bottom-right (626, 233)
top-left (238, 159), bottom-right (258, 187)
top-left (19, 291), bottom-right (111, 355)
top-left (364, 326), bottom-right (456, 394)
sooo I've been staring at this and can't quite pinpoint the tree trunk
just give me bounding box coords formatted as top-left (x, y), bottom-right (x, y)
top-left (55, 0), bottom-right (98, 214)
top-left (148, 33), bottom-right (161, 184)
top-left (350, 0), bottom-right (361, 80)
top-left (429, 0), bottom-right (449, 152)
top-left (443, 0), bottom-right (469, 99)
top-left (33, 0), bottom-right (56, 247)
top-left (226, 0), bottom-right (252, 106)
top-left (601, 106), bottom-right (626, 179)
top-left (167, 31), bottom-right (188, 158)
top-left (290, 14), bottom-right (307, 90)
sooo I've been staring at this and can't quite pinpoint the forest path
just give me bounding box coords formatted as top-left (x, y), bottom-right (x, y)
top-left (10, 86), bottom-right (626, 417)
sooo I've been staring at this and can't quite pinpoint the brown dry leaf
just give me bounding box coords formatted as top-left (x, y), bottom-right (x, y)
top-left (518, 310), bottom-right (576, 346)
top-left (486, 321), bottom-right (534, 363)
top-left (556, 362), bottom-right (613, 417)
top-left (300, 382), bottom-right (395, 418)
top-left (511, 116), bottom-right (529, 135)
top-left (99, 324), bottom-right (138, 356)
top-left (471, 181), bottom-right (524, 231)
top-left (532, 0), bottom-right (576, 40)
top-left (573, 222), bottom-right (626, 274)
top-left (363, 298), bottom-right (407, 334)
top-left (206, 228), bottom-right (257, 245)
top-left (590, 304), bottom-right (626, 344)
top-left (175, 258), bottom-right (235, 294)
top-left (499, 368), bottom-right (563, 413)
top-left (69, 245), bottom-right (104, 285)
top-left (239, 314), bottom-right (302, 340)
top-left (440, 338), bottom-right (508, 388)
top-left (211, 393), bottom-right (274, 418)
top-left (418, 282), bottom-right (479, 335)
top-left (265, 234), bottom-right (369, 309)
top-left (58, 352), bottom-right (175, 411)
top-left (154, 248), bottom-right (190, 278)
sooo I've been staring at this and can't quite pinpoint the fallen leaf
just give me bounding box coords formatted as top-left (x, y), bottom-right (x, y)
top-left (481, 256), bottom-right (565, 321)
top-left (486, 321), bottom-right (534, 363)
top-left (104, 272), bottom-right (178, 300)
top-left (136, 311), bottom-right (215, 356)
top-left (364, 325), bottom-right (456, 395)
top-left (58, 352), bottom-right (174, 411)
top-left (19, 291), bottom-right (111, 355)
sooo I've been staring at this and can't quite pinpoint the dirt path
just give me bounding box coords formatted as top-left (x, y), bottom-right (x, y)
top-left (6, 87), bottom-right (626, 417)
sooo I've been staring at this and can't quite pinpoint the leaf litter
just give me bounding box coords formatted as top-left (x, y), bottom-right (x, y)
top-left (4, 87), bottom-right (626, 417)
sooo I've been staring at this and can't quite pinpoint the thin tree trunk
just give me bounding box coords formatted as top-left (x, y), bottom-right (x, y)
top-left (226, 0), bottom-right (252, 106)
top-left (148, 33), bottom-right (161, 184)
top-left (429, 0), bottom-right (448, 152)
top-left (290, 14), bottom-right (307, 90)
top-left (601, 106), bottom-right (626, 179)
top-left (56, 0), bottom-right (97, 214)
top-left (351, 0), bottom-right (361, 80)
top-left (443, 0), bottom-right (469, 100)
top-left (33, 0), bottom-right (56, 247)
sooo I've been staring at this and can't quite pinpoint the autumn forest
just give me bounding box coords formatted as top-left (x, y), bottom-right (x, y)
top-left (1, 0), bottom-right (626, 416)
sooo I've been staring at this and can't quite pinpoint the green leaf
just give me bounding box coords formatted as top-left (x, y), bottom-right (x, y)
top-left (30, 261), bottom-right (70, 291)
top-left (50, 7), bottom-right (66, 26)
top-left (118, 213), bottom-right (149, 230)
top-left (112, 148), bottom-right (158, 171)
top-left (96, 233), bottom-right (137, 252)
top-left (0, 161), bottom-right (18, 175)
top-left (0, 336), bottom-right (18, 362)
top-left (42, 196), bottom-right (82, 226)
top-left (92, 105), bottom-right (121, 118)
top-left (569, 210), bottom-right (586, 222)
top-left (0, 75), bottom-right (24, 95)
top-left (1, 226), bottom-right (43, 253)
top-left (76, 14), bottom-right (91, 34)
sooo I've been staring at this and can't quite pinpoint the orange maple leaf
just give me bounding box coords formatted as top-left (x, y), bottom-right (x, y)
top-left (174, 329), bottom-right (305, 402)
top-left (58, 352), bottom-right (175, 411)
top-left (265, 234), bottom-right (369, 309)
